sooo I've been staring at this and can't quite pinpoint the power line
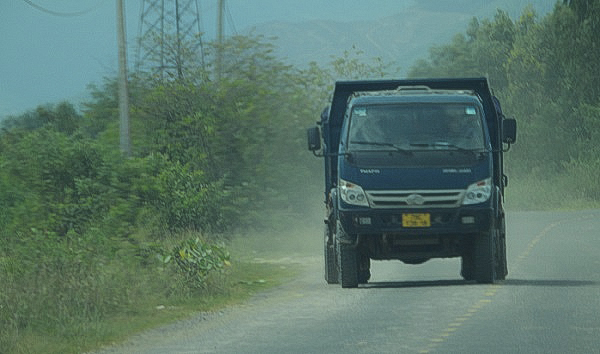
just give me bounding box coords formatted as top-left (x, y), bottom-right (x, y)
top-left (21, 0), bottom-right (100, 17)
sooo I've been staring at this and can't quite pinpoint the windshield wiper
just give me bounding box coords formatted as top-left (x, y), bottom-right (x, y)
top-left (349, 141), bottom-right (412, 154)
top-left (410, 142), bottom-right (479, 154)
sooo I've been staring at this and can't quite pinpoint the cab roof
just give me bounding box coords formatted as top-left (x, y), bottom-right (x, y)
top-left (348, 87), bottom-right (482, 106)
top-left (349, 93), bottom-right (482, 106)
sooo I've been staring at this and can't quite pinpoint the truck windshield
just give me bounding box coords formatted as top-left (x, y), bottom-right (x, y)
top-left (347, 103), bottom-right (486, 152)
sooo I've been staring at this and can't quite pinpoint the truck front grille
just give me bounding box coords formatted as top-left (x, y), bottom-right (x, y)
top-left (365, 189), bottom-right (465, 209)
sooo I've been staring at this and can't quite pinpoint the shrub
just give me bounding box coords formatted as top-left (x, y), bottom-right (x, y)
top-left (165, 237), bottom-right (231, 294)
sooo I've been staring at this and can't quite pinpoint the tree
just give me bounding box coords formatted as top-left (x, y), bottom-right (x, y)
top-left (408, 3), bottom-right (600, 202)
top-left (409, 10), bottom-right (517, 92)
top-left (1, 102), bottom-right (81, 134)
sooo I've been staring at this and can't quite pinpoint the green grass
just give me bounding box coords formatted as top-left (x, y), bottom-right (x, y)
top-left (0, 210), bottom-right (321, 354)
top-left (505, 172), bottom-right (600, 211)
top-left (2, 260), bottom-right (298, 354)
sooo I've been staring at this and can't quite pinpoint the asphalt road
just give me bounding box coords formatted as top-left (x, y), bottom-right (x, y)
top-left (98, 210), bottom-right (600, 354)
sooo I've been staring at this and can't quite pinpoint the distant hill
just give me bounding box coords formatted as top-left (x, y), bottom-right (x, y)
top-left (245, 0), bottom-right (555, 74)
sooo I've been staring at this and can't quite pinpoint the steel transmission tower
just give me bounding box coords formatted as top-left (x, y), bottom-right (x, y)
top-left (136, 0), bottom-right (205, 78)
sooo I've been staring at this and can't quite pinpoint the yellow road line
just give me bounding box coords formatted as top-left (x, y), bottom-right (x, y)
top-left (418, 214), bottom-right (585, 353)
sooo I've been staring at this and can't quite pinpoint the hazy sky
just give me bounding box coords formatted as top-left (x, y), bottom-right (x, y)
top-left (0, 0), bottom-right (416, 117)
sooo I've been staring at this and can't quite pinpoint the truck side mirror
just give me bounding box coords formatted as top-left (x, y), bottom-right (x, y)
top-left (503, 118), bottom-right (517, 144)
top-left (307, 126), bottom-right (321, 152)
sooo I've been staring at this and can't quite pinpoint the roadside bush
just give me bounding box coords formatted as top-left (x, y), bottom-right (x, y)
top-left (0, 227), bottom-right (233, 350)
top-left (161, 237), bottom-right (231, 297)
top-left (153, 161), bottom-right (229, 233)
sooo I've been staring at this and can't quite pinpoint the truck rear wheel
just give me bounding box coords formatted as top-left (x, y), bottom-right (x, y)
top-left (324, 225), bottom-right (339, 284)
top-left (474, 227), bottom-right (498, 284)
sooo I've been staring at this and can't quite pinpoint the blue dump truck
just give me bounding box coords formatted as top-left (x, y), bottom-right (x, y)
top-left (307, 78), bottom-right (517, 288)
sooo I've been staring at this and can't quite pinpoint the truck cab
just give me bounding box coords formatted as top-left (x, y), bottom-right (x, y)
top-left (308, 78), bottom-right (516, 288)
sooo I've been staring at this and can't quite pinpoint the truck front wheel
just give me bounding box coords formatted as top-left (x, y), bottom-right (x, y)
top-left (496, 222), bottom-right (508, 280)
top-left (358, 252), bottom-right (371, 284)
top-left (474, 227), bottom-right (498, 284)
top-left (336, 223), bottom-right (359, 288)
top-left (324, 224), bottom-right (339, 284)
top-left (461, 251), bottom-right (475, 281)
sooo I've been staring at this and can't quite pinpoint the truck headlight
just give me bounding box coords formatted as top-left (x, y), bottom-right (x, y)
top-left (462, 178), bottom-right (492, 205)
top-left (339, 179), bottom-right (369, 207)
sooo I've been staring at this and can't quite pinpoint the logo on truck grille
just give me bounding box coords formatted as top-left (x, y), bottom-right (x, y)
top-left (366, 189), bottom-right (465, 208)
top-left (406, 194), bottom-right (426, 205)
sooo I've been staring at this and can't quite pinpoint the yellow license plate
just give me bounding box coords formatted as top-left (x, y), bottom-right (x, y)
top-left (402, 213), bottom-right (431, 228)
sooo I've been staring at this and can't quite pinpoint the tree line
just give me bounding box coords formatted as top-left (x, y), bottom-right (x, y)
top-left (409, 0), bottom-right (600, 205)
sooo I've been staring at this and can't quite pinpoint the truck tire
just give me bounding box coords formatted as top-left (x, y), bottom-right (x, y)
top-left (461, 250), bottom-right (475, 281)
top-left (496, 222), bottom-right (508, 280)
top-left (336, 223), bottom-right (359, 288)
top-left (338, 242), bottom-right (359, 288)
top-left (474, 227), bottom-right (498, 284)
top-left (324, 225), bottom-right (339, 284)
top-left (357, 252), bottom-right (371, 284)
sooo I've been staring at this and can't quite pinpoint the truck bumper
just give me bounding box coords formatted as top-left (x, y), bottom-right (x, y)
top-left (337, 205), bottom-right (494, 260)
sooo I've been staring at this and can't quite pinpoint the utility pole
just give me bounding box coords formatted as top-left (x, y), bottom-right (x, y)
top-left (175, 0), bottom-right (183, 79)
top-left (117, 0), bottom-right (131, 156)
top-left (216, 0), bottom-right (224, 82)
